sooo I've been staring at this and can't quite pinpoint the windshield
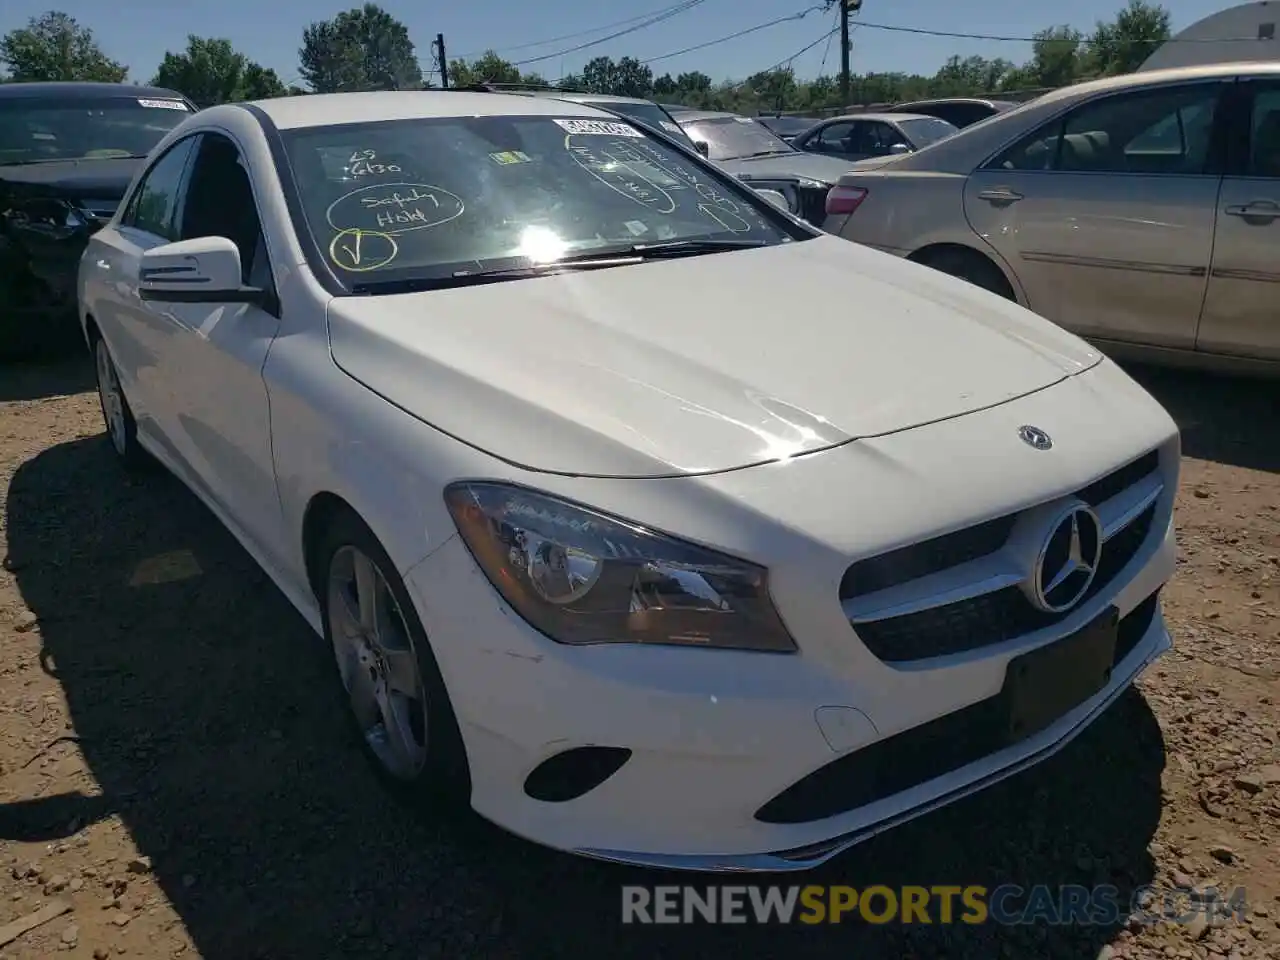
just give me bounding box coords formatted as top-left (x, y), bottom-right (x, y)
top-left (897, 116), bottom-right (959, 148)
top-left (591, 100), bottom-right (695, 148)
top-left (679, 117), bottom-right (795, 161)
top-left (0, 96), bottom-right (191, 165)
top-left (283, 114), bottom-right (796, 291)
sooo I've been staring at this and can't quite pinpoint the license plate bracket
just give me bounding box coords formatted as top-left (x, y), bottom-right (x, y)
top-left (1003, 608), bottom-right (1119, 745)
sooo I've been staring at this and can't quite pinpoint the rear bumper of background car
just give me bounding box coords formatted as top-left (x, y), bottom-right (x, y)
top-left (404, 509), bottom-right (1175, 871)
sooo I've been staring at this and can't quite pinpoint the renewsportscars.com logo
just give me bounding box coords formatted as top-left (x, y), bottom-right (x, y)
top-left (621, 884), bottom-right (1249, 926)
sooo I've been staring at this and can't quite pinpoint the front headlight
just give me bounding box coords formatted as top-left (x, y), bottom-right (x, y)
top-left (444, 482), bottom-right (797, 652)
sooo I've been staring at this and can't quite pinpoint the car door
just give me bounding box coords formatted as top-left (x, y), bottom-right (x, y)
top-left (1197, 78), bottom-right (1280, 361)
top-left (964, 80), bottom-right (1227, 349)
top-left (157, 131), bottom-right (290, 566)
top-left (87, 134), bottom-right (201, 445)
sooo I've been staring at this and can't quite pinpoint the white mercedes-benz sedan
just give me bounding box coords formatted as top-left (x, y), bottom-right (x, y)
top-left (78, 90), bottom-right (1179, 872)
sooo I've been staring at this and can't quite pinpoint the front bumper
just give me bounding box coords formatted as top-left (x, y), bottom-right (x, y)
top-left (405, 508), bottom-right (1175, 872)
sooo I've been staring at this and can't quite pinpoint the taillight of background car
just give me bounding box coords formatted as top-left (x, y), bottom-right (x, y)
top-left (825, 185), bottom-right (868, 217)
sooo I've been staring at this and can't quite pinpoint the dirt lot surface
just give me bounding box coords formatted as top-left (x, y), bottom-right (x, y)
top-left (0, 357), bottom-right (1277, 960)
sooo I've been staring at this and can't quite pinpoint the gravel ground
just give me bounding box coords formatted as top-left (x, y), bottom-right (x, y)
top-left (0, 357), bottom-right (1277, 960)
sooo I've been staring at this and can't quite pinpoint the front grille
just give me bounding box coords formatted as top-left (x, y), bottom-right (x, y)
top-left (756, 589), bottom-right (1161, 825)
top-left (857, 505), bottom-right (1154, 662)
top-left (842, 449), bottom-right (1162, 663)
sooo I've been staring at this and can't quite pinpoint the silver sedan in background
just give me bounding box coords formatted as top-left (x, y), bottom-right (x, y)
top-left (791, 112), bottom-right (959, 162)
top-left (823, 63), bottom-right (1280, 375)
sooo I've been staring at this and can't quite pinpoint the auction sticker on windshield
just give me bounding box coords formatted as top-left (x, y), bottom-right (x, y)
top-left (553, 119), bottom-right (643, 138)
top-left (137, 99), bottom-right (189, 110)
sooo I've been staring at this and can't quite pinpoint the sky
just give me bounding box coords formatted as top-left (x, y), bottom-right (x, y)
top-left (0, 0), bottom-right (1244, 88)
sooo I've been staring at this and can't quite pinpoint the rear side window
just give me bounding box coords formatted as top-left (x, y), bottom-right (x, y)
top-left (814, 122), bottom-right (854, 149)
top-left (987, 83), bottom-right (1223, 175)
top-left (1247, 87), bottom-right (1280, 177)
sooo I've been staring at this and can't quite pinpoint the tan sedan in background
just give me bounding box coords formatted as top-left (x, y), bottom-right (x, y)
top-left (823, 62), bottom-right (1280, 375)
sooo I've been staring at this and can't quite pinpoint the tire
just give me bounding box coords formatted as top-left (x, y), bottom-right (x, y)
top-left (316, 510), bottom-right (471, 810)
top-left (91, 331), bottom-right (150, 472)
top-left (915, 248), bottom-right (1015, 301)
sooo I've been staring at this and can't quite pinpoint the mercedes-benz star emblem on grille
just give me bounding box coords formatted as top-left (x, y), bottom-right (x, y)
top-left (1031, 504), bottom-right (1103, 614)
top-left (1018, 425), bottom-right (1053, 450)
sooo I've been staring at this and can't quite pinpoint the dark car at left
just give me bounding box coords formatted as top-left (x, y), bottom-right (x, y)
top-left (0, 82), bottom-right (196, 359)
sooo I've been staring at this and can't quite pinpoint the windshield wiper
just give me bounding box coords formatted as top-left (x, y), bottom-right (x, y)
top-left (735, 150), bottom-right (794, 160)
top-left (624, 238), bottom-right (769, 256)
top-left (348, 240), bottom-right (769, 295)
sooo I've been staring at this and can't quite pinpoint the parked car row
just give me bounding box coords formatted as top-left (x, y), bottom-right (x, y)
top-left (5, 72), bottom-right (1277, 372)
top-left (76, 86), bottom-right (1181, 873)
top-left (822, 62), bottom-right (1280, 373)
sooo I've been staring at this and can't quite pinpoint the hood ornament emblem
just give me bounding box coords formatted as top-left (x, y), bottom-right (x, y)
top-left (1018, 425), bottom-right (1053, 450)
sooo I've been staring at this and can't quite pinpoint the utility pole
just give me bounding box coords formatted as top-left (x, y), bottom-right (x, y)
top-left (839, 0), bottom-right (862, 107)
top-left (434, 33), bottom-right (449, 89)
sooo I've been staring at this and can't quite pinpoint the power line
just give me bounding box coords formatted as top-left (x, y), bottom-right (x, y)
top-left (817, 9), bottom-right (838, 75)
top-left (640, 5), bottom-right (827, 66)
top-left (452, 2), bottom-right (711, 60)
top-left (756, 24), bottom-right (840, 78)
top-left (847, 18), bottom-right (1274, 45)
top-left (512, 0), bottom-right (709, 66)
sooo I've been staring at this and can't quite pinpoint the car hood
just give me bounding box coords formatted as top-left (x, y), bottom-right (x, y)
top-left (328, 235), bottom-right (1103, 478)
top-left (719, 151), bottom-right (859, 185)
top-left (0, 157), bottom-right (140, 203)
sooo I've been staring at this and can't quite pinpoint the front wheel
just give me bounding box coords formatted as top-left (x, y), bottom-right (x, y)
top-left (318, 512), bottom-right (471, 808)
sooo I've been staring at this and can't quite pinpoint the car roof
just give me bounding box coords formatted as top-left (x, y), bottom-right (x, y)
top-left (1014, 60), bottom-right (1280, 113)
top-left (824, 112), bottom-right (939, 124)
top-left (246, 90), bottom-right (616, 130)
top-left (530, 90), bottom-right (659, 105)
top-left (890, 98), bottom-right (1013, 109)
top-left (673, 110), bottom-right (747, 123)
top-left (0, 81), bottom-right (187, 102)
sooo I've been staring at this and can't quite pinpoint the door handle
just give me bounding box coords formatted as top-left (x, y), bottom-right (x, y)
top-left (1224, 200), bottom-right (1280, 222)
top-left (978, 187), bottom-right (1024, 205)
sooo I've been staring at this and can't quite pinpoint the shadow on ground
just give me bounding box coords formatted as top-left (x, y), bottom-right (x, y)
top-left (5, 434), bottom-right (1167, 959)
top-left (1123, 364), bottom-right (1278, 474)
top-left (0, 355), bottom-right (95, 404)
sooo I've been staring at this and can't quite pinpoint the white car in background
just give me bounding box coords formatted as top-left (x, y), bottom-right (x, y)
top-left (79, 90), bottom-right (1178, 872)
top-left (823, 62), bottom-right (1280, 375)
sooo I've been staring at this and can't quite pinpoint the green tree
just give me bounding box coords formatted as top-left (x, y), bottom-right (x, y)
top-left (152, 36), bottom-right (285, 106)
top-left (298, 4), bottom-right (422, 93)
top-left (0, 11), bottom-right (127, 83)
top-left (240, 63), bottom-right (288, 100)
top-left (580, 55), bottom-right (653, 97)
top-left (448, 50), bottom-right (522, 87)
top-left (1087, 0), bottom-right (1172, 75)
top-left (747, 67), bottom-right (798, 111)
top-left (675, 71), bottom-right (712, 94)
top-left (1028, 26), bottom-right (1085, 88)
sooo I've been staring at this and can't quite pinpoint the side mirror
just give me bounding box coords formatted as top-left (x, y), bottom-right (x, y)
top-left (138, 236), bottom-right (268, 307)
top-left (693, 140), bottom-right (710, 157)
top-left (889, 142), bottom-right (912, 155)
